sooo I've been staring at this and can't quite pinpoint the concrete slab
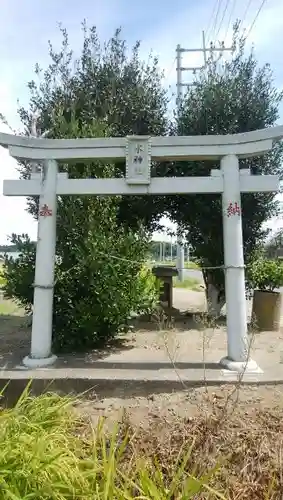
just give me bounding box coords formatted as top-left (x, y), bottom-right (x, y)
top-left (1, 365), bottom-right (283, 408)
top-left (1, 328), bottom-right (283, 406)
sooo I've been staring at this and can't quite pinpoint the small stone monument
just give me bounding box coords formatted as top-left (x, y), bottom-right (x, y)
top-left (152, 266), bottom-right (178, 309)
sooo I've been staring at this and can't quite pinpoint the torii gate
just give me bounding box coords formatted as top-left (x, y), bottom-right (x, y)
top-left (1, 127), bottom-right (282, 373)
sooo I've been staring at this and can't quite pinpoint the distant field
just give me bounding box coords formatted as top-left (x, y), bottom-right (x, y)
top-left (150, 260), bottom-right (200, 270)
top-left (0, 299), bottom-right (23, 316)
top-left (173, 276), bottom-right (203, 291)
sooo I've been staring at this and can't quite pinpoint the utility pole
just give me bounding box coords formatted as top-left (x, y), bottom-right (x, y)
top-left (175, 31), bottom-right (233, 281)
top-left (176, 30), bottom-right (233, 91)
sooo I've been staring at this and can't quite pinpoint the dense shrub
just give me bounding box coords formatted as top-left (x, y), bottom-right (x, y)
top-left (3, 229), bottom-right (159, 352)
top-left (2, 118), bottom-right (160, 352)
top-left (0, 272), bottom-right (5, 287)
top-left (246, 257), bottom-right (283, 291)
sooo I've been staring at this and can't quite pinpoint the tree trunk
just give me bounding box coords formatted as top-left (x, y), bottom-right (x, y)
top-left (203, 270), bottom-right (225, 318)
top-left (206, 283), bottom-right (225, 317)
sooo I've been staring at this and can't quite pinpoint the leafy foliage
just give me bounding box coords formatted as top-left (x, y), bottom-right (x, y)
top-left (0, 387), bottom-right (226, 499)
top-left (0, 263), bottom-right (6, 287)
top-left (3, 235), bottom-right (35, 309)
top-left (3, 119), bottom-right (159, 352)
top-left (168, 25), bottom-right (283, 301)
top-left (247, 257), bottom-right (283, 291)
top-left (17, 23), bottom-right (168, 232)
top-left (2, 22), bottom-right (283, 335)
top-left (3, 24), bottom-right (168, 352)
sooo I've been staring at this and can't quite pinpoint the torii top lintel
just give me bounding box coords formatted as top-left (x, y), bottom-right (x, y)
top-left (0, 126), bottom-right (283, 161)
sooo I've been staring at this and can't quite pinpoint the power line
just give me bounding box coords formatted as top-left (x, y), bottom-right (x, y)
top-left (245, 0), bottom-right (268, 39)
top-left (207, 0), bottom-right (223, 42)
top-left (223, 0), bottom-right (237, 42)
top-left (239, 0), bottom-right (254, 31)
top-left (175, 33), bottom-right (233, 281)
top-left (215, 0), bottom-right (231, 39)
top-left (206, 0), bottom-right (220, 40)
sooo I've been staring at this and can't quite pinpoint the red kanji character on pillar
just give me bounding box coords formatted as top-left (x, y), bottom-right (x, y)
top-left (227, 202), bottom-right (241, 217)
top-left (39, 204), bottom-right (52, 217)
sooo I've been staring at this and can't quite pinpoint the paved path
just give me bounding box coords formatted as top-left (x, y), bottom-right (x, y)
top-left (173, 287), bottom-right (206, 312)
top-left (1, 324), bottom-right (283, 403)
top-left (173, 287), bottom-right (283, 326)
top-left (183, 268), bottom-right (203, 282)
top-left (183, 268), bottom-right (283, 294)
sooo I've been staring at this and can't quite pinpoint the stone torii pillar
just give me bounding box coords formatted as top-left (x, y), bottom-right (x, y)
top-left (220, 156), bottom-right (254, 371)
top-left (24, 162), bottom-right (59, 366)
top-left (1, 129), bottom-right (282, 373)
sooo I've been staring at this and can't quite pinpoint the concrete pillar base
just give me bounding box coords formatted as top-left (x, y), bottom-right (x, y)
top-left (23, 354), bottom-right (57, 369)
top-left (219, 356), bottom-right (263, 374)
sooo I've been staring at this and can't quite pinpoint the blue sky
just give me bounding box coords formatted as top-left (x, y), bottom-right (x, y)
top-left (1, 0), bottom-right (283, 243)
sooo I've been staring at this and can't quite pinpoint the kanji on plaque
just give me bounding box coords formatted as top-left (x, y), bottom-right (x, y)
top-left (226, 202), bottom-right (241, 217)
top-left (39, 204), bottom-right (53, 217)
top-left (135, 144), bottom-right (144, 154)
top-left (134, 154), bottom-right (143, 164)
top-left (126, 136), bottom-right (151, 185)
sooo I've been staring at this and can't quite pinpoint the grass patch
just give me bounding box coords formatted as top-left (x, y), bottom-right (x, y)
top-left (173, 276), bottom-right (203, 291)
top-left (0, 387), bottom-right (224, 499)
top-left (185, 261), bottom-right (200, 270)
top-left (0, 299), bottom-right (23, 316)
top-left (1, 387), bottom-right (283, 499)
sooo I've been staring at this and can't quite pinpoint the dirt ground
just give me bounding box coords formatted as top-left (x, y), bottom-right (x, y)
top-left (77, 384), bottom-right (283, 432)
top-left (1, 295), bottom-right (283, 432)
top-left (2, 290), bottom-right (283, 497)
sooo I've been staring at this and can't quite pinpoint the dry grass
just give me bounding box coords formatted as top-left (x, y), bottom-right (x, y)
top-left (1, 383), bottom-right (283, 499)
top-left (2, 385), bottom-right (283, 499)
top-left (76, 382), bottom-right (283, 500)
top-left (123, 397), bottom-right (283, 499)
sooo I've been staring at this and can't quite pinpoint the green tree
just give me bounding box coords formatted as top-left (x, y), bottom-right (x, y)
top-left (1, 23), bottom-right (170, 351)
top-left (18, 23), bottom-right (168, 231)
top-left (3, 116), bottom-right (160, 352)
top-left (166, 27), bottom-right (283, 314)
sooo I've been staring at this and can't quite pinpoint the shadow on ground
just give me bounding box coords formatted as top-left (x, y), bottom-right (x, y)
top-left (0, 314), bottom-right (30, 368)
top-left (2, 376), bottom-right (283, 408)
top-left (63, 360), bottom-right (222, 370)
top-left (0, 307), bottom-right (224, 369)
